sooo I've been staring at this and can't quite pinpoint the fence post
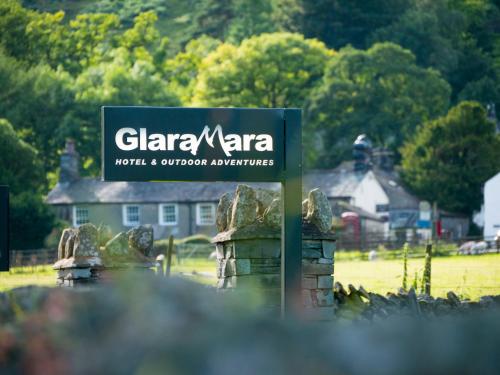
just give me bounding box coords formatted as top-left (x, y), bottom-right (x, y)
top-left (423, 243), bottom-right (432, 295)
top-left (166, 235), bottom-right (173, 278)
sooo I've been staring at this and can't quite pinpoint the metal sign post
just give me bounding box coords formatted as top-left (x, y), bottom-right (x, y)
top-left (102, 107), bottom-right (302, 317)
top-left (0, 186), bottom-right (9, 272)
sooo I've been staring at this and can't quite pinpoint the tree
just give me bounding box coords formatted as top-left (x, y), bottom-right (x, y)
top-left (304, 42), bottom-right (450, 167)
top-left (400, 101), bottom-right (500, 215)
top-left (0, 51), bottom-right (77, 176)
top-left (73, 49), bottom-right (181, 174)
top-left (274, 0), bottom-right (412, 49)
top-left (163, 36), bottom-right (221, 103)
top-left (0, 118), bottom-right (55, 249)
top-left (192, 32), bottom-right (332, 107)
top-left (371, 0), bottom-right (496, 102)
top-left (226, 0), bottom-right (276, 43)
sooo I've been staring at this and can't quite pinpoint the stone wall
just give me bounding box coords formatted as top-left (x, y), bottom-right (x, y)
top-left (53, 223), bottom-right (155, 287)
top-left (212, 185), bottom-right (336, 320)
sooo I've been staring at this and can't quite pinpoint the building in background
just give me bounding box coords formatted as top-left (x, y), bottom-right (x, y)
top-left (47, 141), bottom-right (276, 239)
top-left (483, 172), bottom-right (500, 240)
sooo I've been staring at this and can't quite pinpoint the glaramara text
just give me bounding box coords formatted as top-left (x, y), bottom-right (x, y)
top-left (115, 125), bottom-right (273, 157)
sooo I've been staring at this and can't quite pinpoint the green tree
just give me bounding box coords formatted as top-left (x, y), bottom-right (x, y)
top-left (193, 0), bottom-right (234, 40)
top-left (226, 0), bottom-right (276, 43)
top-left (73, 49), bottom-right (180, 174)
top-left (372, 0), bottom-right (496, 102)
top-left (0, 51), bottom-right (76, 176)
top-left (305, 42), bottom-right (450, 167)
top-left (401, 101), bottom-right (500, 214)
top-left (0, 118), bottom-right (55, 249)
top-left (193, 32), bottom-right (332, 107)
top-left (275, 0), bottom-right (412, 49)
top-left (163, 36), bottom-right (221, 103)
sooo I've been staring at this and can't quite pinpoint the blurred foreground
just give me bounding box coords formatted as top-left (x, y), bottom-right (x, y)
top-left (1, 274), bottom-right (499, 375)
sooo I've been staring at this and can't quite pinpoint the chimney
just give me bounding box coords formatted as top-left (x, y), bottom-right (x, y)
top-left (372, 147), bottom-right (394, 171)
top-left (352, 134), bottom-right (372, 172)
top-left (59, 139), bottom-right (80, 184)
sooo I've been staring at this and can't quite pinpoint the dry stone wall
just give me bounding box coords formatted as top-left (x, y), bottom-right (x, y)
top-left (212, 185), bottom-right (336, 320)
top-left (53, 223), bottom-right (155, 287)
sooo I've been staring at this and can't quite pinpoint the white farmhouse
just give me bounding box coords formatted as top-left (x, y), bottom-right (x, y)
top-left (484, 172), bottom-right (500, 239)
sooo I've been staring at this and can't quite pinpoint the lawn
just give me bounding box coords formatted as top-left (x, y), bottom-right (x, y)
top-left (334, 253), bottom-right (500, 300)
top-left (1, 254), bottom-right (499, 300)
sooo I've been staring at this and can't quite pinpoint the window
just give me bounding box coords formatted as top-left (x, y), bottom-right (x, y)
top-left (376, 204), bottom-right (389, 213)
top-left (73, 206), bottom-right (89, 227)
top-left (159, 204), bottom-right (178, 226)
top-left (123, 205), bottom-right (140, 226)
top-left (196, 203), bottom-right (216, 225)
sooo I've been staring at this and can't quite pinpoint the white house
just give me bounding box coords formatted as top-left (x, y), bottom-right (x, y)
top-left (484, 172), bottom-right (500, 239)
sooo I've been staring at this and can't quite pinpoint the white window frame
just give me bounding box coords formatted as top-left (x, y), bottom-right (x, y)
top-left (122, 204), bottom-right (140, 226)
top-left (196, 203), bottom-right (216, 226)
top-left (73, 206), bottom-right (89, 227)
top-left (159, 203), bottom-right (178, 226)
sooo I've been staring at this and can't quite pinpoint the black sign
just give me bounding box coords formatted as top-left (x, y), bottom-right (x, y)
top-left (102, 107), bottom-right (285, 182)
top-left (0, 186), bottom-right (9, 272)
top-left (102, 107), bottom-right (302, 317)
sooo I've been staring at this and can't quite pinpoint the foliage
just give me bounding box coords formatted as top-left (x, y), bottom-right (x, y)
top-left (401, 101), bottom-right (500, 214)
top-left (305, 42), bottom-right (450, 167)
top-left (73, 49), bottom-right (180, 174)
top-left (0, 119), bottom-right (55, 249)
top-left (9, 192), bottom-right (56, 250)
top-left (275, 0), bottom-right (413, 49)
top-left (163, 36), bottom-right (221, 103)
top-left (193, 32), bottom-right (333, 107)
top-left (402, 242), bottom-right (409, 290)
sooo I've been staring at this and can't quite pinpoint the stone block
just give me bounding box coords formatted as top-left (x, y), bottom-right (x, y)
top-left (57, 268), bottom-right (91, 280)
top-left (302, 290), bottom-right (313, 307)
top-left (217, 259), bottom-right (251, 277)
top-left (322, 240), bottom-right (335, 258)
top-left (302, 276), bottom-right (318, 289)
top-left (302, 262), bottom-right (333, 275)
top-left (302, 248), bottom-right (322, 258)
top-left (318, 275), bottom-right (333, 289)
top-left (219, 274), bottom-right (281, 289)
top-left (230, 239), bottom-right (280, 258)
top-left (127, 225), bottom-right (153, 256)
top-left (318, 257), bottom-right (333, 264)
top-left (73, 223), bottom-right (99, 257)
top-left (312, 289), bottom-right (334, 307)
top-left (58, 228), bottom-right (74, 260)
top-left (302, 240), bottom-right (322, 249)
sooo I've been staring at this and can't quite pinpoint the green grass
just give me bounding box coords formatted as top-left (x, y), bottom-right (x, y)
top-left (1, 254), bottom-right (499, 300)
top-left (335, 253), bottom-right (500, 300)
top-left (0, 265), bottom-right (55, 291)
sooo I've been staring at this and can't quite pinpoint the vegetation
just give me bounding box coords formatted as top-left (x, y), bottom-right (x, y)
top-left (1, 0), bottom-right (500, 248)
top-left (401, 101), bottom-right (500, 214)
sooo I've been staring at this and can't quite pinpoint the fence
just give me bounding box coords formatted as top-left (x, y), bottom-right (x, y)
top-left (9, 249), bottom-right (57, 267)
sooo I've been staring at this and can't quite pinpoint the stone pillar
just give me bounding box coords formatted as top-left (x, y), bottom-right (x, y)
top-left (53, 224), bottom-right (102, 287)
top-left (213, 185), bottom-right (336, 319)
top-left (53, 224), bottom-right (156, 287)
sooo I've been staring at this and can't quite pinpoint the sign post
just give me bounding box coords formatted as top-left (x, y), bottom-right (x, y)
top-left (0, 186), bottom-right (9, 272)
top-left (102, 107), bottom-right (302, 316)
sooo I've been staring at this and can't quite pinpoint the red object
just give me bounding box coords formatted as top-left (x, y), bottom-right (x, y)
top-left (341, 212), bottom-right (360, 242)
top-left (436, 220), bottom-right (442, 237)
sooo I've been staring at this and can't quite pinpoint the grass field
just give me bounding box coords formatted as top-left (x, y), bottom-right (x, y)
top-left (1, 254), bottom-right (499, 300)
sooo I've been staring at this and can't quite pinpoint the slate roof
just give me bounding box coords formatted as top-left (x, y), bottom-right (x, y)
top-left (304, 161), bottom-right (419, 210)
top-left (46, 179), bottom-right (279, 205)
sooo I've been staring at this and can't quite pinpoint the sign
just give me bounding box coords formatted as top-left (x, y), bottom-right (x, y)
top-left (103, 107), bottom-right (285, 182)
top-left (102, 107), bottom-right (302, 317)
top-left (418, 200), bottom-right (431, 229)
top-left (0, 186), bottom-right (9, 272)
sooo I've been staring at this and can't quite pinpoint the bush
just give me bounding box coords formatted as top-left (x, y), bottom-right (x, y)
top-left (9, 192), bottom-right (56, 250)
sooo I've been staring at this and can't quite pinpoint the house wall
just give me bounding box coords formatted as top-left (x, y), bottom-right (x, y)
top-left (53, 202), bottom-right (218, 240)
top-left (484, 172), bottom-right (500, 239)
top-left (351, 171), bottom-right (389, 215)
